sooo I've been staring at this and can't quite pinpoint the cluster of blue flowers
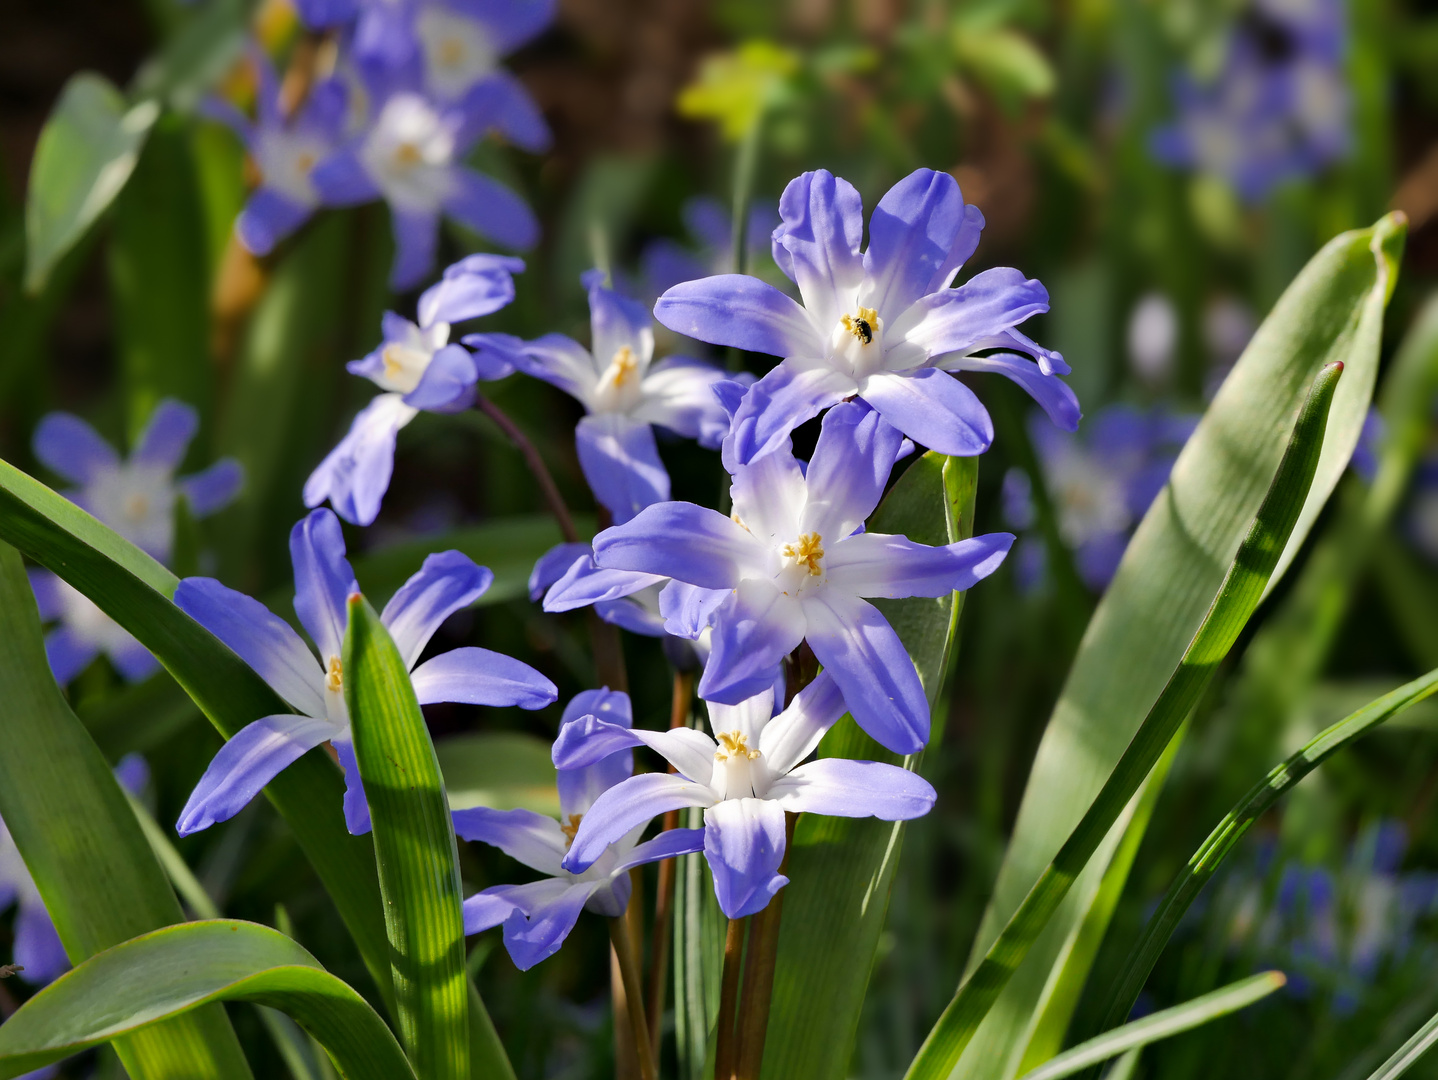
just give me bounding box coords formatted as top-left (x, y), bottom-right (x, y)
top-left (1151, 0), bottom-right (1349, 200)
top-left (20, 166), bottom-right (1080, 971)
top-left (210, 0), bottom-right (553, 289)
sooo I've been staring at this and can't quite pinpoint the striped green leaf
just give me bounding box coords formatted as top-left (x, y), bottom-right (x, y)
top-left (0, 921), bottom-right (414, 1080)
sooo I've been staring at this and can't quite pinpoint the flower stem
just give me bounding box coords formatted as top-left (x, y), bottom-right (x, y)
top-left (473, 393), bottom-right (580, 544)
top-left (733, 812), bottom-right (797, 1080)
top-left (714, 917), bottom-right (748, 1080)
top-left (610, 915), bottom-right (658, 1080)
top-left (647, 669), bottom-right (695, 1060)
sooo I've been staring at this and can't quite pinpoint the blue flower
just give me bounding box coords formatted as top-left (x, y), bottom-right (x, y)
top-left (1006, 405), bottom-right (1195, 592)
top-left (454, 688), bottom-right (704, 969)
top-left (173, 508), bottom-right (557, 836)
top-left (514, 271), bottom-right (734, 524)
top-left (592, 400), bottom-right (1013, 754)
top-left (0, 756), bottom-right (150, 991)
top-left (204, 49), bottom-right (349, 256)
top-left (305, 253), bottom-right (525, 526)
top-left (28, 399), bottom-right (243, 685)
top-left (653, 168), bottom-right (1076, 468)
top-left (310, 69), bottom-right (540, 289)
top-left (639, 196), bottom-right (780, 302)
top-left (554, 672), bottom-right (934, 919)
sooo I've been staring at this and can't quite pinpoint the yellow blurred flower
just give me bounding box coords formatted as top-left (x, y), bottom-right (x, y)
top-left (676, 41), bottom-right (801, 142)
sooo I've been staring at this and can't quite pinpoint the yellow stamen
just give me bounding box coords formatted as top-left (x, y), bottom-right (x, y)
top-left (609, 345), bottom-right (638, 385)
top-left (560, 813), bottom-right (583, 847)
top-left (382, 344), bottom-right (406, 380)
top-left (781, 532), bottom-right (825, 575)
top-left (325, 655), bottom-right (343, 694)
top-left (395, 142), bottom-right (423, 166)
top-left (295, 150), bottom-right (317, 174)
top-left (437, 38), bottom-right (465, 66)
top-left (840, 306), bottom-right (879, 345)
top-left (714, 731), bottom-right (761, 762)
top-left (124, 494), bottom-right (149, 521)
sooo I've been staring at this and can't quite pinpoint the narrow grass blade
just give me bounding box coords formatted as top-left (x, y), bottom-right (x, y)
top-left (0, 456), bottom-right (392, 1006)
top-left (1017, 972), bottom-right (1285, 1080)
top-left (1364, 1009), bottom-right (1438, 1080)
top-left (0, 543), bottom-right (250, 1080)
top-left (0, 921), bottom-right (415, 1080)
top-left (1095, 664), bottom-right (1438, 1037)
top-left (344, 594), bottom-right (472, 1080)
top-left (127, 792), bottom-right (221, 921)
top-left (905, 361), bottom-right (1344, 1080)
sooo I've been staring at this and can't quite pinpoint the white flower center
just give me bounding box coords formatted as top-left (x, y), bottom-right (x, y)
top-left (253, 128), bottom-right (328, 207)
top-left (416, 6), bottom-right (498, 101)
top-left (776, 531), bottom-right (825, 594)
top-left (712, 731), bottom-right (766, 799)
top-left (86, 464), bottom-right (177, 560)
top-left (372, 320), bottom-right (450, 394)
top-left (323, 654), bottom-right (350, 726)
top-left (361, 95), bottom-right (456, 213)
top-left (829, 306), bottom-right (885, 378)
top-left (591, 345), bottom-right (645, 413)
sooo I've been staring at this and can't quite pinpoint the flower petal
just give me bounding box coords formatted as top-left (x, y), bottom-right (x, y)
top-left (31, 413), bottom-right (117, 485)
top-left (443, 167), bottom-right (539, 251)
top-left (593, 502), bottom-right (767, 589)
top-left (176, 714), bottom-right (336, 836)
top-left (654, 275), bottom-right (821, 358)
top-left (409, 648), bottom-right (557, 709)
top-left (458, 71), bottom-right (552, 153)
top-left (543, 554), bottom-right (663, 612)
top-left (178, 460), bottom-right (245, 516)
top-left (43, 628), bottom-right (99, 686)
top-left (514, 333), bottom-right (597, 402)
top-left (27, 570), bottom-right (62, 622)
top-left (529, 542), bottom-right (592, 600)
top-left (767, 758), bottom-right (936, 820)
top-left (889, 266), bottom-right (1050, 359)
top-left (771, 169), bottom-right (865, 330)
top-left (390, 208), bottom-right (441, 291)
top-left (173, 577), bottom-right (326, 716)
top-left (757, 670), bottom-right (847, 775)
top-left (556, 688), bottom-right (633, 817)
top-left (800, 399), bottom-right (904, 539)
top-left (463, 879), bottom-right (565, 935)
top-left (721, 359), bottom-right (855, 470)
top-left (703, 797), bottom-right (789, 919)
top-left (553, 715), bottom-right (717, 789)
top-left (13, 903), bottom-right (69, 986)
top-left (939, 351), bottom-right (1081, 431)
top-left (501, 880), bottom-right (601, 970)
top-left (459, 331), bottom-right (523, 380)
top-left (802, 589), bottom-right (928, 755)
top-left (417, 253), bottom-right (524, 327)
top-left (697, 580), bottom-right (806, 706)
top-left (132, 399), bottom-right (198, 469)
top-left (658, 580), bottom-right (728, 639)
top-left (729, 439), bottom-right (806, 544)
top-left (576, 413), bottom-right (670, 525)
top-left (928, 203), bottom-right (986, 292)
top-left (333, 738), bottom-right (372, 835)
top-left (860, 169), bottom-right (966, 319)
top-left (310, 147), bottom-right (380, 205)
top-left (586, 274), bottom-right (654, 375)
top-left (107, 638), bottom-right (160, 683)
top-left (289, 509), bottom-right (356, 662)
top-left (401, 344), bottom-right (478, 412)
top-left (826, 531), bottom-right (1014, 599)
top-left (631, 357), bottom-right (732, 447)
top-left (616, 827), bottom-right (707, 872)
top-left (303, 393), bottom-right (419, 527)
top-left (382, 550), bottom-right (494, 668)
top-left (237, 189), bottom-right (313, 256)
top-left (451, 805), bottom-right (568, 876)
top-left (562, 772), bottom-right (712, 872)
top-left (860, 368), bottom-right (993, 457)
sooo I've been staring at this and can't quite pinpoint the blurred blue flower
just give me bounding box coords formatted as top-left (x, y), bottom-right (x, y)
top-left (305, 253), bottom-right (524, 526)
top-left (0, 755), bottom-right (150, 991)
top-left (1004, 405), bottom-right (1196, 592)
top-left (555, 672), bottom-right (935, 918)
top-left (173, 508), bottom-right (556, 837)
top-left (1404, 454), bottom-right (1438, 563)
top-left (28, 399), bottom-right (243, 685)
top-left (639, 196), bottom-right (779, 301)
top-left (454, 688), bottom-right (704, 969)
top-left (654, 168), bottom-right (1076, 468)
top-left (593, 400), bottom-right (1013, 753)
top-left (1151, 0), bottom-right (1349, 200)
top-left (514, 271), bottom-right (733, 525)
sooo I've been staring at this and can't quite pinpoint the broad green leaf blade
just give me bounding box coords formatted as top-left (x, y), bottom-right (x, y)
top-left (760, 453), bottom-right (978, 1080)
top-left (344, 595), bottom-right (471, 1080)
top-left (24, 73), bottom-right (158, 293)
top-left (0, 921), bottom-right (415, 1080)
top-left (0, 544), bottom-right (250, 1080)
top-left (1365, 1009), bottom-right (1438, 1080)
top-left (436, 732), bottom-right (560, 815)
top-left (938, 214), bottom-right (1403, 1080)
top-left (131, 0), bottom-right (247, 112)
top-left (906, 361), bottom-right (1345, 1080)
top-left (1016, 972), bottom-right (1285, 1080)
top-left (1097, 664), bottom-right (1438, 1034)
top-left (0, 456), bottom-right (392, 1007)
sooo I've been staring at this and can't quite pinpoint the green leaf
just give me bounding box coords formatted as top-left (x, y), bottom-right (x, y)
top-left (0, 920), bottom-right (416, 1080)
top-left (24, 73), bottom-right (158, 293)
top-left (906, 358), bottom-right (1347, 1080)
top-left (1096, 664), bottom-right (1438, 1034)
top-left (1015, 972), bottom-right (1286, 1080)
top-left (131, 0), bottom-right (247, 113)
top-left (1364, 1008), bottom-right (1438, 1080)
top-left (436, 732), bottom-right (560, 815)
top-left (0, 454), bottom-right (393, 1008)
top-left (759, 452), bottom-right (978, 1080)
top-left (0, 543), bottom-right (251, 1080)
top-left (927, 213), bottom-right (1403, 1080)
top-left (344, 594), bottom-right (472, 1080)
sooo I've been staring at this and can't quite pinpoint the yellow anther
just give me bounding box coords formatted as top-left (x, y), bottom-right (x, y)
top-left (382, 344), bottom-right (406, 380)
top-left (609, 345), bottom-right (638, 386)
top-left (731, 511), bottom-right (750, 533)
top-left (781, 532), bottom-right (825, 576)
top-left (560, 813), bottom-right (583, 847)
top-left (395, 142), bottom-right (423, 166)
top-left (124, 494), bottom-right (150, 521)
top-left (714, 731), bottom-right (761, 762)
top-left (840, 306), bottom-right (879, 345)
top-left (295, 151), bottom-right (317, 174)
top-left (325, 655), bottom-right (343, 694)
top-left (437, 38), bottom-right (465, 66)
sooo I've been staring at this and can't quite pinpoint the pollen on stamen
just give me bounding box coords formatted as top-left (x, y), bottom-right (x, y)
top-left (382, 345), bottom-right (406, 379)
top-left (781, 532), bottom-right (825, 575)
top-left (325, 655), bottom-right (343, 694)
top-left (124, 494), bottom-right (150, 521)
top-left (840, 306), bottom-right (879, 345)
top-left (437, 38), bottom-right (465, 66)
top-left (713, 731), bottom-right (761, 762)
top-left (609, 345), bottom-right (638, 385)
top-left (560, 813), bottom-right (583, 848)
top-left (395, 142), bottom-right (423, 166)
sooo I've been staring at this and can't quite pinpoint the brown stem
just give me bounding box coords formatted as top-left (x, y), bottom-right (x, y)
top-left (610, 916), bottom-right (658, 1080)
top-left (733, 813), bottom-right (798, 1080)
top-left (714, 917), bottom-right (748, 1080)
top-left (473, 394), bottom-right (580, 543)
top-left (589, 611), bottom-right (628, 693)
top-left (646, 670), bottom-right (695, 1061)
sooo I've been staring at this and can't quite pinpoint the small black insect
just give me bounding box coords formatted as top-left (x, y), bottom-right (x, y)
top-left (854, 318), bottom-right (873, 344)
